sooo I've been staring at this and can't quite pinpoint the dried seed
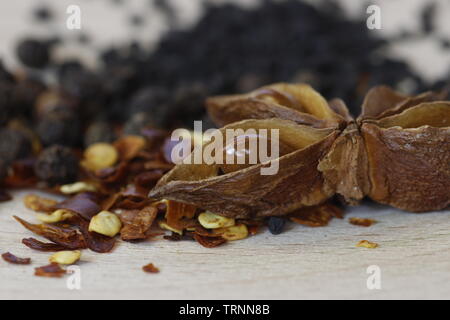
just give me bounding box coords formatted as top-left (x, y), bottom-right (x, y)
top-left (219, 224), bottom-right (248, 241)
top-left (88, 211), bottom-right (122, 237)
top-left (267, 217), bottom-right (286, 235)
top-left (198, 211), bottom-right (235, 229)
top-left (1, 252), bottom-right (31, 265)
top-left (82, 143), bottom-right (118, 171)
top-left (24, 194), bottom-right (57, 213)
top-left (60, 181), bottom-right (97, 194)
top-left (349, 217), bottom-right (376, 227)
top-left (356, 240), bottom-right (379, 249)
top-left (36, 209), bottom-right (74, 224)
top-left (49, 250), bottom-right (81, 265)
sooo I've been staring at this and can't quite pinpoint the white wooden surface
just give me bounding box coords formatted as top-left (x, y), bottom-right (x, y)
top-left (1, 190), bottom-right (450, 300)
top-left (0, 0), bottom-right (449, 300)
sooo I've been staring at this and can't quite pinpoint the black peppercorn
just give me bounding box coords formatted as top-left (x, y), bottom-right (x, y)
top-left (16, 38), bottom-right (50, 69)
top-left (123, 112), bottom-right (153, 136)
top-left (268, 217), bottom-right (286, 235)
top-left (33, 5), bottom-right (53, 22)
top-left (84, 121), bottom-right (116, 147)
top-left (34, 145), bottom-right (78, 185)
top-left (36, 106), bottom-right (81, 147)
top-left (0, 128), bottom-right (33, 165)
top-left (0, 159), bottom-right (8, 182)
top-left (127, 86), bottom-right (170, 128)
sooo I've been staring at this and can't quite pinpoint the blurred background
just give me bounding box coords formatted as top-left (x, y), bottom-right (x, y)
top-left (0, 0), bottom-right (449, 137)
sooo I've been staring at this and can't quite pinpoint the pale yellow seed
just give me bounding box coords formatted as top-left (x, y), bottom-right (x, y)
top-left (198, 211), bottom-right (235, 229)
top-left (356, 240), bottom-right (379, 249)
top-left (88, 211), bottom-right (122, 237)
top-left (83, 143), bottom-right (118, 171)
top-left (49, 250), bottom-right (81, 265)
top-left (60, 181), bottom-right (97, 194)
top-left (36, 209), bottom-right (74, 223)
top-left (158, 220), bottom-right (183, 235)
top-left (220, 224), bottom-right (248, 241)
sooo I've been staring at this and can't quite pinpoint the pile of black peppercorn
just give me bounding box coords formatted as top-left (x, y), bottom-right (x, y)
top-left (0, 0), bottom-right (448, 188)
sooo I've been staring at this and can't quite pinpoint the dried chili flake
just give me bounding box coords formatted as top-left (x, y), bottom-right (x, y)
top-left (1, 252), bottom-right (31, 265)
top-left (14, 216), bottom-right (86, 250)
top-left (349, 217), bottom-right (377, 227)
top-left (290, 203), bottom-right (343, 227)
top-left (120, 206), bottom-right (158, 241)
top-left (165, 200), bottom-right (196, 230)
top-left (193, 234), bottom-right (227, 248)
top-left (35, 263), bottom-right (66, 278)
top-left (114, 135), bottom-right (146, 161)
top-left (142, 263), bottom-right (159, 274)
top-left (24, 194), bottom-right (57, 213)
top-left (73, 218), bottom-right (116, 253)
top-left (54, 192), bottom-right (101, 220)
top-left (22, 237), bottom-right (68, 252)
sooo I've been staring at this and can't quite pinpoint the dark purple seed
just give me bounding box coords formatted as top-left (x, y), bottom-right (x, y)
top-left (268, 217), bottom-right (286, 235)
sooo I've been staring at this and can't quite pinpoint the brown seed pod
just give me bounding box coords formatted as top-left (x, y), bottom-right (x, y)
top-left (150, 83), bottom-right (450, 217)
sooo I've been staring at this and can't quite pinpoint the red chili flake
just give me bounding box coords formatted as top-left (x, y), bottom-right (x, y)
top-left (22, 238), bottom-right (68, 252)
top-left (114, 136), bottom-right (147, 161)
top-left (73, 218), bottom-right (116, 253)
top-left (1, 252), bottom-right (31, 265)
top-left (91, 161), bottom-right (129, 184)
top-left (290, 203), bottom-right (344, 227)
top-left (142, 263), bottom-right (159, 273)
top-left (54, 192), bottom-right (101, 220)
top-left (134, 170), bottom-right (164, 191)
top-left (3, 158), bottom-right (37, 188)
top-left (35, 263), bottom-right (66, 278)
top-left (349, 217), bottom-right (377, 227)
top-left (120, 206), bottom-right (158, 241)
top-left (0, 190), bottom-right (12, 202)
top-left (193, 234), bottom-right (227, 248)
top-left (165, 200), bottom-right (197, 230)
top-left (14, 216), bottom-right (87, 250)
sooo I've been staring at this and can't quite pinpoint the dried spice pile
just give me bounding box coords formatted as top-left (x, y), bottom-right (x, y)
top-left (0, 1), bottom-right (448, 275)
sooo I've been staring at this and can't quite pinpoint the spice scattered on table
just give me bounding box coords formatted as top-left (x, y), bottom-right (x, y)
top-left (349, 218), bottom-right (377, 227)
top-left (0, 0), bottom-right (448, 278)
top-left (34, 263), bottom-right (66, 278)
top-left (142, 263), bottom-right (160, 274)
top-left (1, 252), bottom-right (31, 265)
top-left (356, 240), bottom-right (379, 249)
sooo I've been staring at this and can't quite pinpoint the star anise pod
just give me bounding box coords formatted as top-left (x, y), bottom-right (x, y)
top-left (150, 83), bottom-right (449, 218)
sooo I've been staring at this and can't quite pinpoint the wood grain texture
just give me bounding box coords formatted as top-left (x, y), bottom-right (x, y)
top-left (1, 190), bottom-right (450, 299)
